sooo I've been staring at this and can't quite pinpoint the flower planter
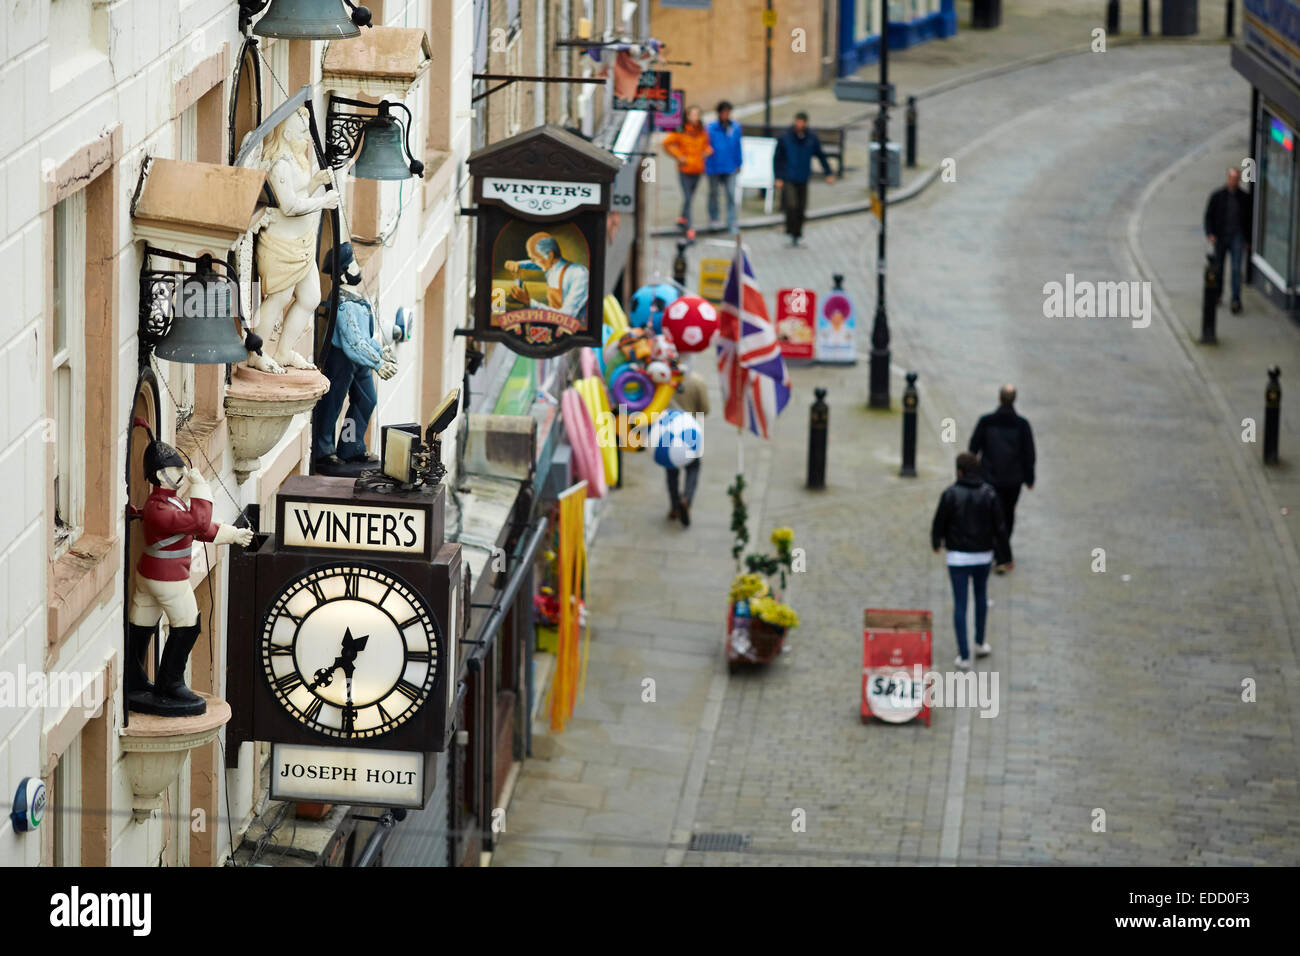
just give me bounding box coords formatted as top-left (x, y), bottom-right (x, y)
top-left (725, 600), bottom-right (788, 670)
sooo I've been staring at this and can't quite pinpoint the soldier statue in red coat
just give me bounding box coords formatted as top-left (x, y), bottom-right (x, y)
top-left (128, 420), bottom-right (254, 716)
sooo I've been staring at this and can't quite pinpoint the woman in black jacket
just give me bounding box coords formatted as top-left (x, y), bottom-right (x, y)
top-left (931, 453), bottom-right (1010, 667)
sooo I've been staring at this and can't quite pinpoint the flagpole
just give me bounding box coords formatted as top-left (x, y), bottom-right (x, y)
top-left (734, 229), bottom-right (744, 479)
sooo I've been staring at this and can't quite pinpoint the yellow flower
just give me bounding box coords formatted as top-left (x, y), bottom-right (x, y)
top-left (770, 527), bottom-right (794, 547)
top-left (729, 573), bottom-right (768, 603)
top-left (749, 596), bottom-right (800, 629)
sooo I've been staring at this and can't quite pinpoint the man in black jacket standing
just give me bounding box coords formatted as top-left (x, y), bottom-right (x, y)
top-left (1203, 166), bottom-right (1253, 314)
top-left (773, 112), bottom-right (835, 248)
top-left (932, 453), bottom-right (1009, 669)
top-left (969, 384), bottom-right (1035, 573)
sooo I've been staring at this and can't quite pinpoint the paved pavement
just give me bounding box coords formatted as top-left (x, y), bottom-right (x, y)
top-left (496, 36), bottom-right (1300, 866)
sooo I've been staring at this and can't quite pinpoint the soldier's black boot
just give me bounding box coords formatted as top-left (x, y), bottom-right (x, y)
top-left (125, 623), bottom-right (156, 711)
top-left (132, 623), bottom-right (206, 717)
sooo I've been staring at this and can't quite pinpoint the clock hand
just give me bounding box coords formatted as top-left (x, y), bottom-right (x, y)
top-left (309, 656), bottom-right (346, 690)
top-left (309, 630), bottom-right (370, 691)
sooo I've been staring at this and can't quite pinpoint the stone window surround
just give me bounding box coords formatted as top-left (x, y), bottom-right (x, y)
top-left (44, 125), bottom-right (121, 653)
top-left (41, 657), bottom-right (116, 866)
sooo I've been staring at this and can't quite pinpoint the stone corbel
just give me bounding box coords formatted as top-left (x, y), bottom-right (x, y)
top-left (119, 695), bottom-right (231, 823)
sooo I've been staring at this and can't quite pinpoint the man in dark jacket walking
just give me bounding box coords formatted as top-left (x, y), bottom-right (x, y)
top-left (931, 452), bottom-right (1009, 668)
top-left (969, 384), bottom-right (1035, 573)
top-left (773, 112), bottom-right (835, 247)
top-left (1203, 166), bottom-right (1253, 313)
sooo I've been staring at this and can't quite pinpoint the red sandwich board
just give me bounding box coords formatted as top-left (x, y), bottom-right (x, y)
top-left (862, 608), bottom-right (932, 726)
top-left (775, 287), bottom-right (816, 361)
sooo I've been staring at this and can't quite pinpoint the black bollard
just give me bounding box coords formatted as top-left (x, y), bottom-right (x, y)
top-left (1201, 254), bottom-right (1220, 344)
top-left (1107, 0), bottom-right (1120, 34)
top-left (1227, 0), bottom-right (1235, 37)
top-left (905, 96), bottom-right (917, 169)
top-left (900, 372), bottom-right (918, 478)
top-left (673, 241), bottom-right (688, 286)
top-left (1264, 367), bottom-right (1281, 465)
top-left (1141, 0), bottom-right (1150, 36)
top-left (808, 387), bottom-right (829, 489)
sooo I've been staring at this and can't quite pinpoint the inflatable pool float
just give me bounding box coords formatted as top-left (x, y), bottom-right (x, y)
top-left (609, 366), bottom-right (656, 413)
top-left (576, 376), bottom-right (618, 486)
top-left (603, 294), bottom-right (630, 336)
top-left (650, 408), bottom-right (703, 469)
top-left (562, 386), bottom-right (606, 498)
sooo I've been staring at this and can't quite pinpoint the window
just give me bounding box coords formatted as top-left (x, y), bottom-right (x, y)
top-left (169, 106), bottom-right (200, 429)
top-left (1258, 110), bottom-right (1296, 286)
top-left (52, 734), bottom-right (83, 866)
top-left (53, 191), bottom-right (87, 554)
top-left (855, 0), bottom-right (877, 43)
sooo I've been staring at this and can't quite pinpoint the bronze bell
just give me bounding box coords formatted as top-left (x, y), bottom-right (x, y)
top-left (252, 0), bottom-right (366, 39)
top-left (153, 257), bottom-right (251, 365)
top-left (352, 114), bottom-right (416, 181)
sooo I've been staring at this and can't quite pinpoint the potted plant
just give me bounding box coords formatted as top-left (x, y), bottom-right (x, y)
top-left (726, 476), bottom-right (800, 665)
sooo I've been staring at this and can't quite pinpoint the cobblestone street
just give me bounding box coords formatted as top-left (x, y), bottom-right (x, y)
top-left (496, 40), bottom-right (1300, 866)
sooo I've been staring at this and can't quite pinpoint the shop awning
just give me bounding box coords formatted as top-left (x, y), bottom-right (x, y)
top-left (601, 109), bottom-right (650, 295)
top-left (322, 25), bottom-right (432, 96)
top-left (131, 158), bottom-right (267, 258)
top-left (1231, 44), bottom-right (1300, 128)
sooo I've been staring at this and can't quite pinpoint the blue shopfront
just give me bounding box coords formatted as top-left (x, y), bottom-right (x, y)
top-left (838, 0), bottom-right (958, 75)
top-left (1233, 0), bottom-right (1300, 315)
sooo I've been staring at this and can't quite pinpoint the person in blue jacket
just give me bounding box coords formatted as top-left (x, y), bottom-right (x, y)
top-left (313, 242), bottom-right (398, 470)
top-left (773, 112), bottom-right (835, 247)
top-left (705, 101), bottom-right (744, 234)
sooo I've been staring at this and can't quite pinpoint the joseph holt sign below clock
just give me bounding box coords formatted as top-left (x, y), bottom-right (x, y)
top-left (271, 744), bottom-right (431, 809)
top-left (226, 476), bottom-right (462, 763)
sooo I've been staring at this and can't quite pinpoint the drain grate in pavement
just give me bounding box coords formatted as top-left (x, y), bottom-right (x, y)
top-left (687, 832), bottom-right (751, 853)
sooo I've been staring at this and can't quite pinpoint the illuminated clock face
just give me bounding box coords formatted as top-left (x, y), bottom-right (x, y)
top-left (260, 564), bottom-right (440, 740)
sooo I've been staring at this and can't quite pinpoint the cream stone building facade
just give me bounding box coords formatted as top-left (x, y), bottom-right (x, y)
top-left (0, 0), bottom-right (476, 867)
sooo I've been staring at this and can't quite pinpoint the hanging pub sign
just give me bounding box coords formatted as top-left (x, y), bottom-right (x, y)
top-left (469, 125), bottom-right (622, 358)
top-left (654, 90), bottom-right (685, 132)
top-left (614, 69), bottom-right (673, 112)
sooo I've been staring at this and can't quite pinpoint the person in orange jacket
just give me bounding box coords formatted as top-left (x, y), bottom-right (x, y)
top-left (663, 105), bottom-right (712, 240)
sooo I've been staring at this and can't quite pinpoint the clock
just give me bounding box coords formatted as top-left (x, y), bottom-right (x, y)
top-left (259, 562), bottom-right (441, 741)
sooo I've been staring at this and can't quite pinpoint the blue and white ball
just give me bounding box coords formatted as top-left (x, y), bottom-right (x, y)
top-left (651, 409), bottom-right (703, 469)
top-left (629, 283), bottom-right (680, 333)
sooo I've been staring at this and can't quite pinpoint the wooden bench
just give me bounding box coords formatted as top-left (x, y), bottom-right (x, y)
top-left (741, 124), bottom-right (848, 177)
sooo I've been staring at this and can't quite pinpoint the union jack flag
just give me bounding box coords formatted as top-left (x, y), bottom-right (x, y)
top-left (716, 248), bottom-right (791, 439)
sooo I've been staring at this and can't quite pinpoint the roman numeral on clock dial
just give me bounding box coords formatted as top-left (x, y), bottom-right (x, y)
top-left (394, 679), bottom-right (422, 702)
top-left (274, 671), bottom-right (304, 694)
top-left (302, 697), bottom-right (325, 723)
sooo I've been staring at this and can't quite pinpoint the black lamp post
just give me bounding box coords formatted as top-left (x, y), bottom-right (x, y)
top-left (869, 23), bottom-right (891, 409)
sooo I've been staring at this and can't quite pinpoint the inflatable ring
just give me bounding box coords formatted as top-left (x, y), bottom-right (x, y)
top-left (562, 387), bottom-right (606, 498)
top-left (644, 383), bottom-right (675, 417)
top-left (610, 367), bottom-right (656, 413)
